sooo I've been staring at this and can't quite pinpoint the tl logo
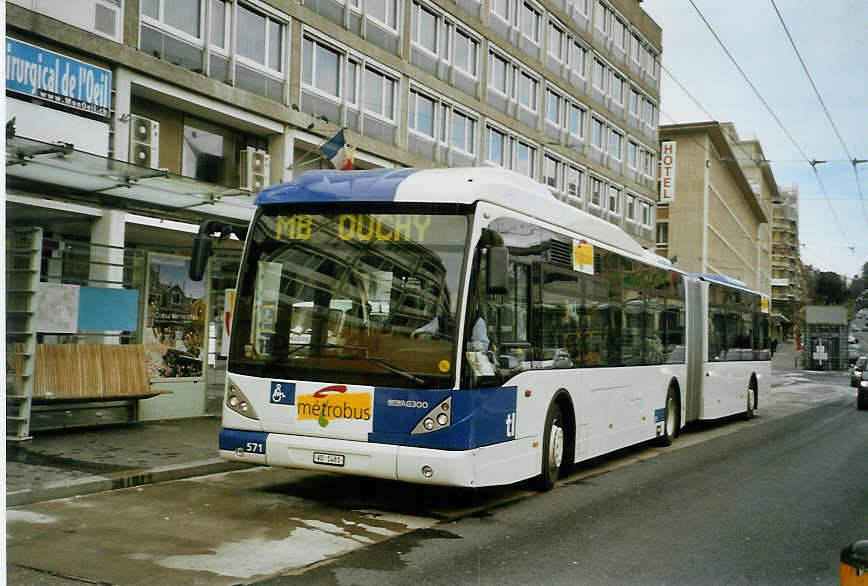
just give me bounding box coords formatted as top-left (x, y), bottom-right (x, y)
top-left (505, 412), bottom-right (516, 438)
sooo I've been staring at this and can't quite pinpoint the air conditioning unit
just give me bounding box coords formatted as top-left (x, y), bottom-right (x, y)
top-left (239, 147), bottom-right (270, 192)
top-left (129, 115), bottom-right (160, 168)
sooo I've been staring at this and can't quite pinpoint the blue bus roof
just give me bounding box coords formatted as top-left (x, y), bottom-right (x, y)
top-left (693, 273), bottom-right (759, 293)
top-left (255, 168), bottom-right (420, 204)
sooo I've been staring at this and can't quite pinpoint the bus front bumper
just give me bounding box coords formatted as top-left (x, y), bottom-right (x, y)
top-left (218, 428), bottom-right (537, 487)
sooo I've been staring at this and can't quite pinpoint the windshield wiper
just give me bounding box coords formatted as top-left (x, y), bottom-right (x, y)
top-left (364, 357), bottom-right (425, 385)
top-left (264, 343), bottom-right (312, 365)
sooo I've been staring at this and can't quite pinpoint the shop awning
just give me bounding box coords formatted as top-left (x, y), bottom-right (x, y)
top-left (6, 135), bottom-right (256, 223)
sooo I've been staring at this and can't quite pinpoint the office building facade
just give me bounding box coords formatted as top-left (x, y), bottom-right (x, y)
top-left (5, 0), bottom-right (662, 428)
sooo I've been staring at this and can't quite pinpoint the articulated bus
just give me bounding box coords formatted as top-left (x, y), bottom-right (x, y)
top-left (192, 167), bottom-right (769, 490)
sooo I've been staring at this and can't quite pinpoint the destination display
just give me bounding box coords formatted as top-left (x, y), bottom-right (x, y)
top-left (275, 214), bottom-right (434, 243)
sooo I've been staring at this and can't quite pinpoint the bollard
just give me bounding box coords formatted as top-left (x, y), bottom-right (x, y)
top-left (840, 540), bottom-right (868, 585)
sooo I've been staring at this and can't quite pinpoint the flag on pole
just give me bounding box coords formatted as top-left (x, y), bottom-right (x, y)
top-left (319, 129), bottom-right (356, 170)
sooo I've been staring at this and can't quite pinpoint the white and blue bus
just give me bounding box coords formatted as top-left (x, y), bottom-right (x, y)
top-left (194, 167), bottom-right (769, 490)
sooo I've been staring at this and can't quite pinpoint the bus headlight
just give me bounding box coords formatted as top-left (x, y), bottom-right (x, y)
top-left (861, 380), bottom-right (868, 388)
top-left (411, 396), bottom-right (453, 434)
top-left (226, 379), bottom-right (260, 420)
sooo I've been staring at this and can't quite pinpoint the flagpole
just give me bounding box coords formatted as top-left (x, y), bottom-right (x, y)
top-left (286, 127), bottom-right (349, 171)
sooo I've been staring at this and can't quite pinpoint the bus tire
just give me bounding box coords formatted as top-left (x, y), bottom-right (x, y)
top-left (657, 388), bottom-right (678, 447)
top-left (743, 382), bottom-right (756, 420)
top-left (537, 401), bottom-right (564, 491)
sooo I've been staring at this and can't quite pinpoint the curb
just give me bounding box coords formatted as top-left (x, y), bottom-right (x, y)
top-left (7, 459), bottom-right (251, 507)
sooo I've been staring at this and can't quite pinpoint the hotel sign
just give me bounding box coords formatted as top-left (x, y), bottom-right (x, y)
top-left (6, 38), bottom-right (111, 119)
top-left (659, 141), bottom-right (676, 202)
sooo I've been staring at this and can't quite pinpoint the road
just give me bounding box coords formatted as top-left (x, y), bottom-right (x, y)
top-left (7, 373), bottom-right (866, 585)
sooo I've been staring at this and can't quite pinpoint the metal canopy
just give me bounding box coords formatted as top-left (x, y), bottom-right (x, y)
top-left (6, 135), bottom-right (256, 223)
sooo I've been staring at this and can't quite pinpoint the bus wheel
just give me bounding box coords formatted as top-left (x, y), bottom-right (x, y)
top-left (743, 384), bottom-right (755, 420)
top-left (657, 388), bottom-right (678, 447)
top-left (537, 402), bottom-right (564, 491)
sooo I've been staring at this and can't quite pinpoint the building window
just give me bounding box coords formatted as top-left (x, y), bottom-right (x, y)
top-left (544, 154), bottom-right (560, 189)
top-left (489, 52), bottom-right (509, 95)
top-left (408, 89), bottom-right (436, 138)
top-left (590, 176), bottom-right (603, 207)
top-left (412, 3), bottom-right (438, 54)
top-left (570, 41), bottom-right (587, 79)
top-left (408, 87), bottom-right (478, 160)
top-left (548, 22), bottom-right (564, 62)
top-left (656, 222), bottom-right (669, 246)
top-left (644, 99), bottom-right (656, 127)
top-left (593, 59), bottom-right (605, 91)
top-left (451, 109), bottom-right (476, 154)
top-left (515, 141), bottom-right (535, 177)
top-left (520, 2), bottom-right (541, 44)
top-left (364, 67), bottom-right (396, 120)
top-left (609, 129), bottom-right (622, 160)
top-left (546, 88), bottom-right (562, 126)
top-left (210, 0), bottom-right (228, 49)
top-left (367, 0), bottom-right (398, 29)
top-left (643, 151), bottom-right (655, 178)
top-left (567, 165), bottom-right (583, 204)
top-left (608, 185), bottom-right (620, 215)
top-left (594, 0), bottom-right (606, 32)
top-left (613, 17), bottom-right (625, 49)
top-left (302, 37), bottom-right (341, 98)
top-left (236, 4), bottom-right (283, 72)
top-left (628, 140), bottom-right (638, 169)
top-left (591, 118), bottom-right (604, 150)
top-left (626, 194), bottom-right (636, 222)
top-left (486, 126), bottom-right (507, 166)
top-left (641, 201), bottom-right (652, 227)
top-left (143, 0), bottom-right (201, 38)
top-left (454, 29), bottom-right (479, 76)
top-left (630, 88), bottom-right (640, 117)
top-left (611, 73), bottom-right (624, 105)
top-left (492, 0), bottom-right (510, 23)
top-left (519, 72), bottom-right (538, 112)
top-left (569, 103), bottom-right (585, 139)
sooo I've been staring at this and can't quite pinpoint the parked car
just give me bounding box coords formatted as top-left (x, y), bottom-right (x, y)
top-left (859, 370), bottom-right (868, 410)
top-left (851, 357), bottom-right (868, 387)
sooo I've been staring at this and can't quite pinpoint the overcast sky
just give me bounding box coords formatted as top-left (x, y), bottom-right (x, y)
top-left (642, 0), bottom-right (867, 280)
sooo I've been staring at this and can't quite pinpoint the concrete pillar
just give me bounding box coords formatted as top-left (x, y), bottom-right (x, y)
top-left (89, 210), bottom-right (126, 343)
top-left (90, 210), bottom-right (125, 288)
top-left (269, 126), bottom-right (296, 184)
top-left (112, 68), bottom-right (133, 162)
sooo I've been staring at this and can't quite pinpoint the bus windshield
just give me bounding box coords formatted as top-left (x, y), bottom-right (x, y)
top-left (228, 206), bottom-right (470, 388)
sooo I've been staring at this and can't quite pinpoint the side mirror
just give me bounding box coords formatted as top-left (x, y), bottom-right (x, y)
top-left (189, 233), bottom-right (213, 281)
top-left (486, 246), bottom-right (509, 294)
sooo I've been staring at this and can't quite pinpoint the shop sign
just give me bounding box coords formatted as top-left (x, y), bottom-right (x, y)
top-left (6, 37), bottom-right (111, 118)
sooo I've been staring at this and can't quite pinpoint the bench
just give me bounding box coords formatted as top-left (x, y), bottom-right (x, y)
top-left (30, 344), bottom-right (172, 431)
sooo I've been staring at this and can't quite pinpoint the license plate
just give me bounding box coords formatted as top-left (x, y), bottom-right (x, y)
top-left (313, 452), bottom-right (345, 467)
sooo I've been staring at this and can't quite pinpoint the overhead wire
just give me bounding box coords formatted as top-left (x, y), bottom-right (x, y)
top-left (768, 0), bottom-right (868, 230)
top-left (685, 0), bottom-right (854, 253)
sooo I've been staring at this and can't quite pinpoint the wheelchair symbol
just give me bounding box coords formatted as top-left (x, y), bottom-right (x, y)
top-left (272, 387), bottom-right (286, 403)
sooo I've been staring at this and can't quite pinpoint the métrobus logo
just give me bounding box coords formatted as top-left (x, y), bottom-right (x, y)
top-left (297, 385), bottom-right (372, 428)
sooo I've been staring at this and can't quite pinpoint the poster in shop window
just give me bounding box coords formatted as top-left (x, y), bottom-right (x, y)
top-left (143, 253), bottom-right (207, 379)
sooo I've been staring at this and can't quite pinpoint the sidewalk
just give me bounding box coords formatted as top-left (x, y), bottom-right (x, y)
top-left (772, 340), bottom-right (801, 373)
top-left (5, 416), bottom-right (248, 507)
